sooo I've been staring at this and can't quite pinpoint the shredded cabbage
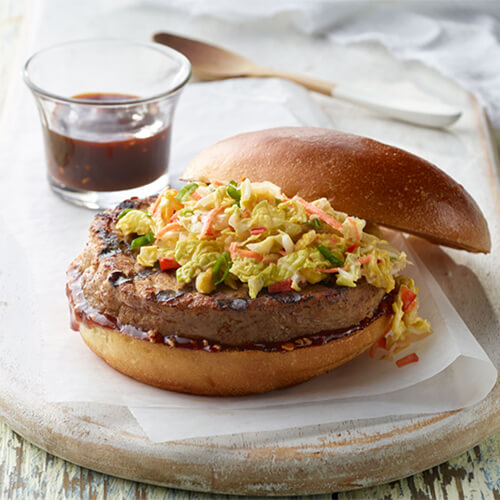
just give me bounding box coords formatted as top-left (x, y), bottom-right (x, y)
top-left (116, 180), bottom-right (427, 334)
top-left (115, 180), bottom-right (413, 296)
top-left (116, 209), bottom-right (154, 236)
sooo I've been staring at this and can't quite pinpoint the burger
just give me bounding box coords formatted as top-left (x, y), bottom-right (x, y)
top-left (67, 127), bottom-right (491, 396)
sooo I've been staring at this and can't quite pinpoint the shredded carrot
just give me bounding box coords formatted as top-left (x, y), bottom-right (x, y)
top-left (347, 217), bottom-right (360, 242)
top-left (229, 242), bottom-right (238, 260)
top-left (250, 227), bottom-right (266, 235)
top-left (295, 197), bottom-right (343, 231)
top-left (263, 256), bottom-right (279, 264)
top-left (278, 249), bottom-right (288, 256)
top-left (396, 352), bottom-right (419, 368)
top-left (317, 267), bottom-right (341, 273)
top-left (357, 255), bottom-right (372, 265)
top-left (236, 249), bottom-right (264, 261)
top-left (191, 191), bottom-right (202, 201)
top-left (201, 205), bottom-right (226, 236)
top-left (151, 187), bottom-right (169, 216)
top-left (243, 209), bottom-right (251, 218)
top-left (170, 214), bottom-right (179, 223)
top-left (156, 223), bottom-right (183, 238)
top-left (152, 189), bottom-right (181, 219)
top-left (212, 180), bottom-right (224, 186)
top-left (229, 242), bottom-right (263, 261)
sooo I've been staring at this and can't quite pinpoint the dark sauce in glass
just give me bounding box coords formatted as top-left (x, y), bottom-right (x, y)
top-left (44, 93), bottom-right (171, 191)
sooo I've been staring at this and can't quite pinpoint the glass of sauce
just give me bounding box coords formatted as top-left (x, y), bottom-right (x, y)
top-left (24, 39), bottom-right (191, 209)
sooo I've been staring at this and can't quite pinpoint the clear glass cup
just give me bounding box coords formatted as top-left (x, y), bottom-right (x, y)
top-left (24, 39), bottom-right (191, 209)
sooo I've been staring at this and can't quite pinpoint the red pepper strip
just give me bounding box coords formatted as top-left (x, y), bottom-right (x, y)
top-left (346, 243), bottom-right (359, 253)
top-left (396, 352), bottom-right (419, 368)
top-left (170, 213), bottom-right (179, 223)
top-left (369, 336), bottom-right (387, 358)
top-left (401, 285), bottom-right (417, 312)
top-left (268, 279), bottom-right (293, 293)
top-left (250, 227), bottom-right (266, 235)
top-left (295, 197), bottom-right (343, 231)
top-left (406, 300), bottom-right (417, 314)
top-left (369, 317), bottom-right (393, 358)
top-left (159, 257), bottom-right (181, 271)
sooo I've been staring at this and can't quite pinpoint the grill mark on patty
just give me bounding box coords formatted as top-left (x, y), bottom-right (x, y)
top-left (155, 290), bottom-right (186, 303)
top-left (269, 292), bottom-right (309, 304)
top-left (134, 268), bottom-right (160, 280)
top-left (108, 271), bottom-right (132, 287)
top-left (116, 197), bottom-right (145, 211)
top-left (94, 197), bottom-right (156, 260)
top-left (215, 298), bottom-right (250, 312)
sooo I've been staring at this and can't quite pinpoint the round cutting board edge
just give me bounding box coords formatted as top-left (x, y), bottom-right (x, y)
top-left (0, 362), bottom-right (498, 496)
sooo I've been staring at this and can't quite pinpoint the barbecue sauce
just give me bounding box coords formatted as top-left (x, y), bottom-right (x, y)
top-left (67, 263), bottom-right (394, 354)
top-left (44, 93), bottom-right (171, 191)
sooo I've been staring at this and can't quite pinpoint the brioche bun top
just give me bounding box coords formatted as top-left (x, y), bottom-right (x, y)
top-left (183, 127), bottom-right (490, 253)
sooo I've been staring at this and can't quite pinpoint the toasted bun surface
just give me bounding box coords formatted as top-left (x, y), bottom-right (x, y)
top-left (79, 313), bottom-right (392, 396)
top-left (184, 127), bottom-right (490, 253)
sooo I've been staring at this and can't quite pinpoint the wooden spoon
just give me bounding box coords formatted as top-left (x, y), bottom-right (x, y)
top-left (153, 32), bottom-right (461, 128)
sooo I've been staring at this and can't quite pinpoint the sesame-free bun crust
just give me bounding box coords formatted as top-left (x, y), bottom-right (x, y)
top-left (79, 313), bottom-right (392, 396)
top-left (183, 127), bottom-right (490, 253)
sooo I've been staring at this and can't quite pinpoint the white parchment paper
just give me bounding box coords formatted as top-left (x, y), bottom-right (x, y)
top-left (0, 77), bottom-right (494, 443)
top-left (0, 0), bottom-right (496, 443)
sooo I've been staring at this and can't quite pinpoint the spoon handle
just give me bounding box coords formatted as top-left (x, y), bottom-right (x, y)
top-left (257, 68), bottom-right (460, 128)
top-left (257, 68), bottom-right (336, 96)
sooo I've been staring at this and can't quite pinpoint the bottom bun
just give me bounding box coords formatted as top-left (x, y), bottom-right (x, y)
top-left (79, 313), bottom-right (392, 396)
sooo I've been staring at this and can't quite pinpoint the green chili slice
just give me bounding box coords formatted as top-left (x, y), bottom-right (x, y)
top-left (178, 208), bottom-right (194, 217)
top-left (176, 183), bottom-right (199, 202)
top-left (227, 184), bottom-right (241, 205)
top-left (310, 217), bottom-right (322, 229)
top-left (117, 208), bottom-right (133, 219)
top-left (118, 208), bottom-right (150, 219)
top-left (229, 180), bottom-right (238, 186)
top-left (130, 230), bottom-right (155, 250)
top-left (212, 251), bottom-right (232, 285)
top-left (317, 245), bottom-right (344, 267)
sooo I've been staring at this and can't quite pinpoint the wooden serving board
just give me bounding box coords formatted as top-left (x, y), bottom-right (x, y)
top-left (0, 7), bottom-right (499, 495)
top-left (0, 100), bottom-right (498, 496)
